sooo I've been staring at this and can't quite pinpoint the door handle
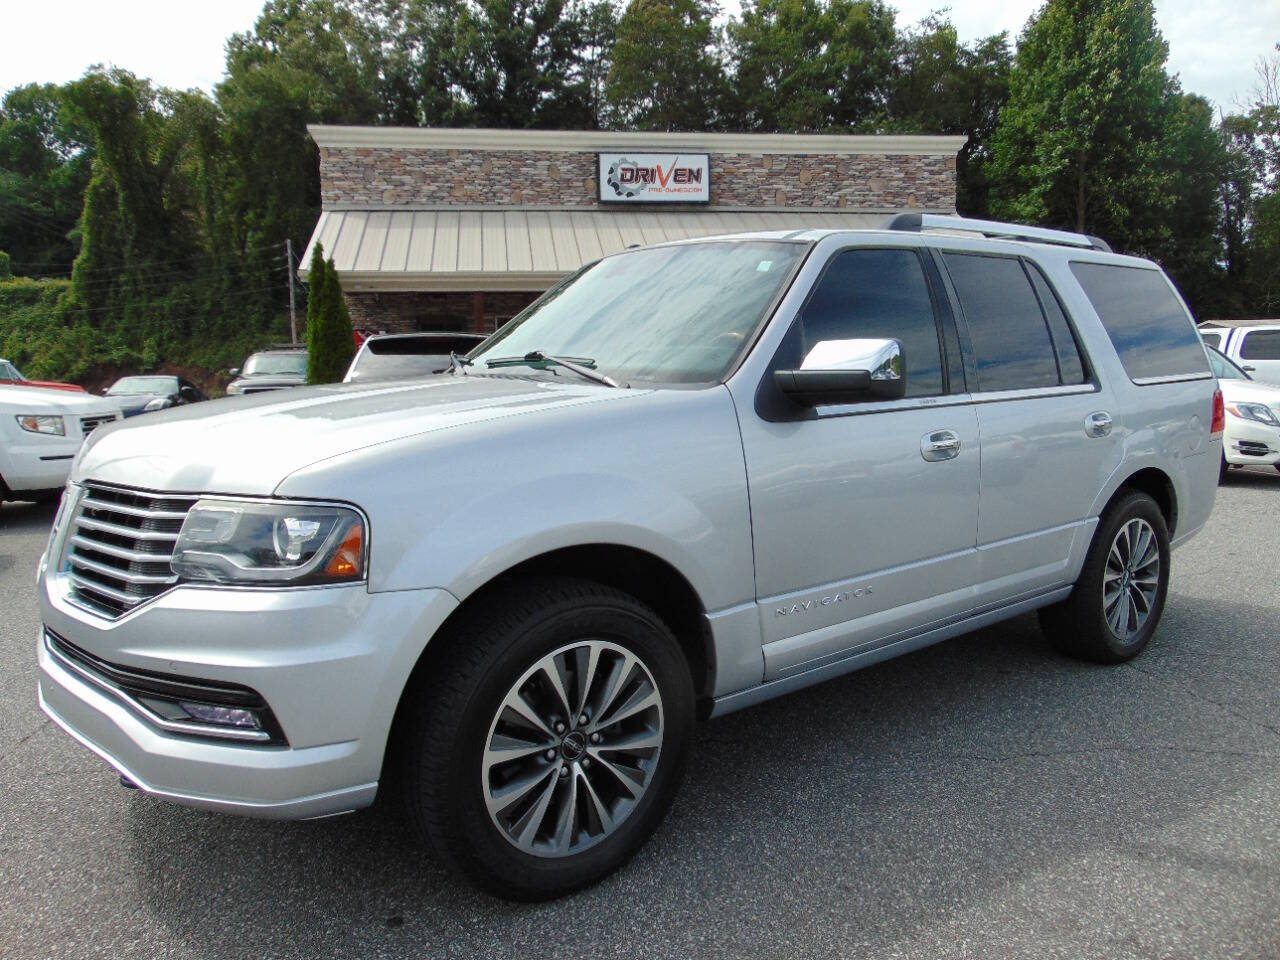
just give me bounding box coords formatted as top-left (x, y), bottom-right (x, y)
top-left (1085, 411), bottom-right (1113, 438)
top-left (921, 430), bottom-right (961, 462)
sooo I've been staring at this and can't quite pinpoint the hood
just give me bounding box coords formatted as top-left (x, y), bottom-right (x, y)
top-left (110, 392), bottom-right (172, 415)
top-left (74, 374), bottom-right (646, 495)
top-left (1219, 377), bottom-right (1280, 409)
top-left (0, 384), bottom-right (122, 415)
top-left (228, 373), bottom-right (305, 391)
top-left (0, 378), bottom-right (84, 392)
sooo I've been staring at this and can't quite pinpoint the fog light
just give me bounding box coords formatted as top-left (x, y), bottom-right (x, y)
top-left (180, 702), bottom-right (261, 729)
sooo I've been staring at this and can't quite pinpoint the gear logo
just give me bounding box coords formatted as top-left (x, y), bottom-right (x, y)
top-left (606, 157), bottom-right (650, 199)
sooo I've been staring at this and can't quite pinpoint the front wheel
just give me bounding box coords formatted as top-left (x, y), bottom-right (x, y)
top-left (1039, 491), bottom-right (1171, 664)
top-left (397, 577), bottom-right (693, 900)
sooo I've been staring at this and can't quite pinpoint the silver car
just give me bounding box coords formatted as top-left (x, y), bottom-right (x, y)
top-left (36, 216), bottom-right (1220, 900)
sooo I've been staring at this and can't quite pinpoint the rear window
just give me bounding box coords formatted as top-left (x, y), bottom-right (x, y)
top-left (1069, 262), bottom-right (1209, 381)
top-left (1239, 330), bottom-right (1280, 361)
top-left (366, 336), bottom-right (483, 356)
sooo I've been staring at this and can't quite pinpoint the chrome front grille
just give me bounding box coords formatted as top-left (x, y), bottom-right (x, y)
top-left (78, 413), bottom-right (119, 436)
top-left (65, 483), bottom-right (197, 617)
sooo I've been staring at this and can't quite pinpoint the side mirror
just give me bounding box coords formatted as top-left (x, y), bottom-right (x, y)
top-left (100, 387), bottom-right (110, 395)
top-left (774, 338), bottom-right (905, 406)
top-left (228, 367), bottom-right (241, 377)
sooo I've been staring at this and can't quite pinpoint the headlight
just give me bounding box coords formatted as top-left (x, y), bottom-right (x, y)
top-left (1226, 401), bottom-right (1280, 426)
top-left (143, 396), bottom-right (172, 412)
top-left (171, 499), bottom-right (366, 585)
top-left (15, 414), bottom-right (65, 436)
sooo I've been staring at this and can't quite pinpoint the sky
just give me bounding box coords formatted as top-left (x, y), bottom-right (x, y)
top-left (1, 0), bottom-right (1277, 114)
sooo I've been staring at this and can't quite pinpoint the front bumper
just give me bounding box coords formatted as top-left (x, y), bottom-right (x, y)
top-left (2, 434), bottom-right (81, 491)
top-left (1224, 418), bottom-right (1280, 466)
top-left (38, 571), bottom-right (457, 819)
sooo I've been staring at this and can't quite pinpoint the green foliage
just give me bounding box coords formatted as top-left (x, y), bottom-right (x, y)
top-left (0, 250), bottom-right (10, 280)
top-left (0, 83), bottom-right (94, 274)
top-left (886, 17), bottom-right (1012, 215)
top-left (306, 256), bottom-right (354, 383)
top-left (607, 0), bottom-right (729, 131)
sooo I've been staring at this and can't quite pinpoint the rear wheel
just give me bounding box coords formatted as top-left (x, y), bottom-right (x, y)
top-left (397, 577), bottom-right (693, 900)
top-left (1039, 491), bottom-right (1170, 664)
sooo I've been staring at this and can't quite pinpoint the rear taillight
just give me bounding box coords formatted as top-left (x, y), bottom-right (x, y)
top-left (1211, 389), bottom-right (1225, 437)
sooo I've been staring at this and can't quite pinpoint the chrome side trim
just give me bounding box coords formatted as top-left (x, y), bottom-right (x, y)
top-left (42, 632), bottom-right (272, 743)
top-left (710, 585), bottom-right (1072, 718)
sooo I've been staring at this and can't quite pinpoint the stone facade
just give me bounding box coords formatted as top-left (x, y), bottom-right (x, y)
top-left (346, 290), bottom-right (540, 335)
top-left (319, 147), bottom-right (956, 212)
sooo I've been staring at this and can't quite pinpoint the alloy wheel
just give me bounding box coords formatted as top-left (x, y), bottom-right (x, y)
top-left (482, 640), bottom-right (664, 858)
top-left (1102, 517), bottom-right (1161, 640)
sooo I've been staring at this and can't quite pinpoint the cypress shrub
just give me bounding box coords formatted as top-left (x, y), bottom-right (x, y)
top-left (306, 255), bottom-right (355, 384)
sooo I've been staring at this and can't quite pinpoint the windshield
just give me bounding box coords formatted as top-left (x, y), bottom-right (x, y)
top-left (469, 241), bottom-right (808, 385)
top-left (107, 376), bottom-right (177, 395)
top-left (0, 361), bottom-right (21, 380)
top-left (1207, 346), bottom-right (1249, 380)
top-left (244, 353), bottom-right (307, 376)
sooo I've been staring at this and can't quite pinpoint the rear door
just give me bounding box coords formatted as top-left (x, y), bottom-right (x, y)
top-left (937, 251), bottom-right (1122, 607)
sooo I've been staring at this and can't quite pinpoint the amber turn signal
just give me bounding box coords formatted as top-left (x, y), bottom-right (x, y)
top-left (324, 522), bottom-right (365, 578)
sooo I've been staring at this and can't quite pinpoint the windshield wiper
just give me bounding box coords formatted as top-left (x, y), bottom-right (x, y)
top-left (482, 351), bottom-right (619, 388)
top-left (448, 351), bottom-right (472, 375)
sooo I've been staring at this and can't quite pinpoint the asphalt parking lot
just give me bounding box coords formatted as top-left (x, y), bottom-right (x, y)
top-left (4, 472), bottom-right (1280, 960)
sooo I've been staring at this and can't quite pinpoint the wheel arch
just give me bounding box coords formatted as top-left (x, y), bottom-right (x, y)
top-left (385, 543), bottom-right (715, 775)
top-left (1108, 466), bottom-right (1178, 535)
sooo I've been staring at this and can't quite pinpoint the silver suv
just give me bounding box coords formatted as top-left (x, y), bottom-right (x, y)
top-left (37, 216), bottom-right (1221, 900)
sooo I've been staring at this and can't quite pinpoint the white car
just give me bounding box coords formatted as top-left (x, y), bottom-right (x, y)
top-left (1199, 322), bottom-right (1280, 384)
top-left (0, 385), bottom-right (122, 502)
top-left (1207, 346), bottom-right (1280, 480)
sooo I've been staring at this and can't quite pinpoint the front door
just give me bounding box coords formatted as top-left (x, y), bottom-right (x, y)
top-left (733, 247), bottom-right (981, 682)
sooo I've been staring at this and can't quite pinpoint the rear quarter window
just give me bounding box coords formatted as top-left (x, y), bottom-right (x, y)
top-left (1069, 262), bottom-right (1209, 382)
top-left (1238, 330), bottom-right (1280, 361)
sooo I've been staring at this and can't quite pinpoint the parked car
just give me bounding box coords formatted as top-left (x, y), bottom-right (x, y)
top-left (1205, 345), bottom-right (1280, 479)
top-left (225, 347), bottom-right (308, 395)
top-left (0, 358), bottom-right (85, 393)
top-left (37, 215), bottom-right (1220, 901)
top-left (343, 332), bottom-right (487, 383)
top-left (0, 385), bottom-right (120, 502)
top-left (1198, 321), bottom-right (1280, 384)
top-left (103, 375), bottom-right (207, 417)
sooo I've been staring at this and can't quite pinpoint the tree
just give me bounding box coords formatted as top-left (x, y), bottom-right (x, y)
top-left (306, 254), bottom-right (355, 383)
top-left (886, 16), bottom-right (1011, 214)
top-left (989, 0), bottom-right (1175, 242)
top-left (0, 83), bottom-right (95, 275)
top-left (607, 0), bottom-right (729, 130)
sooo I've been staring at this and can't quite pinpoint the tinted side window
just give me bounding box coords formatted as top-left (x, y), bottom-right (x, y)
top-left (796, 249), bottom-right (944, 397)
top-left (1199, 329), bottom-right (1225, 351)
top-left (1239, 330), bottom-right (1280, 361)
top-left (1026, 263), bottom-right (1086, 384)
top-left (943, 253), bottom-right (1060, 392)
top-left (1070, 262), bottom-right (1209, 381)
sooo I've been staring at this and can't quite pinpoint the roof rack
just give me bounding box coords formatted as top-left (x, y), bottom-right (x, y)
top-left (882, 213), bottom-right (1112, 253)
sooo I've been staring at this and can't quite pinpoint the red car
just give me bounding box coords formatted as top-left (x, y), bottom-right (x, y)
top-left (0, 358), bottom-right (84, 393)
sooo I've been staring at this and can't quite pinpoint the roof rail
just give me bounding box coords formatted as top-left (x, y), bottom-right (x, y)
top-left (882, 213), bottom-right (1112, 253)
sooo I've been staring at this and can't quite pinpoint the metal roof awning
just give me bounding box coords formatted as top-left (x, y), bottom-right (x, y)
top-left (301, 208), bottom-right (899, 292)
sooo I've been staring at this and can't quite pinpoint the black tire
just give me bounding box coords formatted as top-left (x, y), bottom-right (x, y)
top-left (1220, 455), bottom-right (1229, 484)
top-left (396, 576), bottom-right (694, 901)
top-left (1038, 490), bottom-right (1171, 664)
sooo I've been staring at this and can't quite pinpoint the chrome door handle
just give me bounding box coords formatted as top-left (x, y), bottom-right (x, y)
top-left (1085, 411), bottom-right (1113, 438)
top-left (921, 430), bottom-right (961, 462)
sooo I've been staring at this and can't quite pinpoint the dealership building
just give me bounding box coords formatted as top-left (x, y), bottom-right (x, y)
top-left (300, 125), bottom-right (967, 334)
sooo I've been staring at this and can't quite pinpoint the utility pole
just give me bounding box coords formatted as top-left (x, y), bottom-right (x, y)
top-left (285, 238), bottom-right (298, 345)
